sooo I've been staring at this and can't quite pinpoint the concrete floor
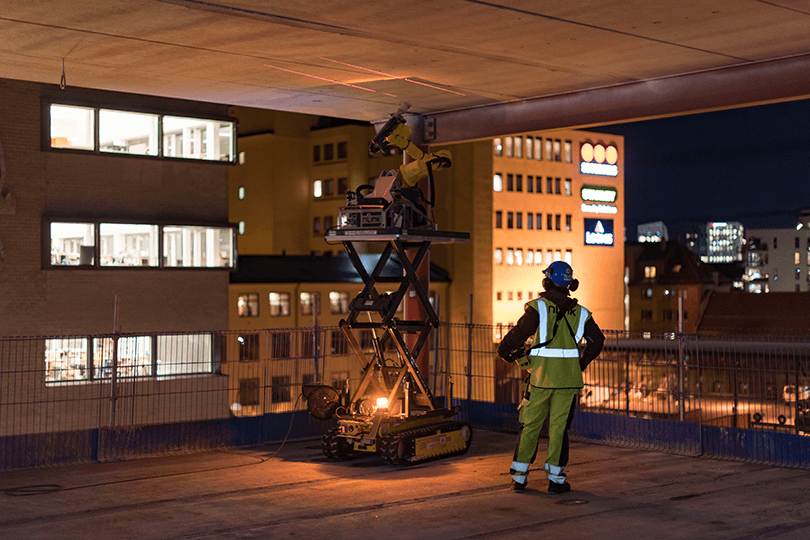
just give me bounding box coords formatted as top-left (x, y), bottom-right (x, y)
top-left (2, 429), bottom-right (810, 540)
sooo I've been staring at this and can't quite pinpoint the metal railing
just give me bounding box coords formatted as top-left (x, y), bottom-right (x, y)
top-left (1, 326), bottom-right (809, 470)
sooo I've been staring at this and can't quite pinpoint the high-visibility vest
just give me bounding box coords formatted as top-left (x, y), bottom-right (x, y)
top-left (526, 297), bottom-right (590, 388)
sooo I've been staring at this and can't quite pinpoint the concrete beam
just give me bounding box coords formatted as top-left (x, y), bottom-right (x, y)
top-left (428, 53), bottom-right (810, 144)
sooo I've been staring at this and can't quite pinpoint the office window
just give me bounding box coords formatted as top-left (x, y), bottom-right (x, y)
top-left (269, 292), bottom-right (291, 317)
top-left (100, 109), bottom-right (158, 156)
top-left (163, 225), bottom-right (235, 267)
top-left (554, 249), bottom-right (561, 262)
top-left (525, 137), bottom-right (533, 159)
top-left (555, 214), bottom-right (561, 231)
top-left (493, 138), bottom-right (503, 157)
top-left (50, 222), bottom-right (95, 266)
top-left (271, 333), bottom-right (291, 359)
top-left (564, 140), bottom-right (572, 163)
top-left (565, 214), bottom-right (572, 232)
top-left (515, 174), bottom-right (523, 192)
top-left (797, 268), bottom-right (801, 280)
top-left (271, 376), bottom-right (292, 403)
top-left (313, 145), bottom-right (321, 162)
top-left (497, 291), bottom-right (503, 301)
top-left (237, 333), bottom-right (260, 361)
top-left (155, 334), bottom-right (213, 376)
top-left (553, 139), bottom-right (562, 161)
top-left (527, 213), bottom-right (534, 230)
top-left (93, 336), bottom-right (152, 379)
top-left (323, 178), bottom-right (335, 197)
top-left (545, 139), bottom-right (552, 161)
top-left (546, 177), bottom-right (553, 194)
top-left (506, 248), bottom-right (514, 265)
top-left (527, 175), bottom-right (534, 193)
top-left (495, 210), bottom-right (503, 228)
top-left (238, 186), bottom-right (245, 200)
top-left (100, 223), bottom-right (159, 267)
top-left (565, 249), bottom-right (572, 265)
top-left (162, 116), bottom-right (234, 161)
top-left (330, 331), bottom-right (348, 355)
top-left (49, 104), bottom-right (94, 150)
top-left (641, 310), bottom-right (653, 321)
top-left (555, 178), bottom-right (561, 195)
top-left (238, 221), bottom-right (245, 235)
top-left (535, 138), bottom-right (543, 160)
top-left (329, 291), bottom-right (350, 314)
top-left (535, 249), bottom-right (543, 265)
top-left (337, 177), bottom-right (348, 195)
top-left (515, 248), bottom-right (523, 266)
top-left (644, 266), bottom-right (657, 278)
top-left (517, 291), bottom-right (523, 301)
top-left (313, 179), bottom-right (323, 198)
top-left (45, 337), bottom-right (88, 382)
top-left (527, 249), bottom-right (534, 265)
top-left (564, 178), bottom-right (572, 196)
top-left (536, 176), bottom-right (543, 193)
top-left (313, 217), bottom-right (322, 236)
top-left (507, 291), bottom-right (513, 301)
top-left (643, 288), bottom-right (653, 298)
top-left (239, 378), bottom-right (261, 406)
top-left (514, 136), bottom-right (523, 158)
top-left (494, 248), bottom-right (503, 265)
top-left (493, 173), bottom-right (503, 192)
top-left (324, 215), bottom-right (334, 230)
top-left (507, 212), bottom-right (514, 229)
top-left (516, 212), bottom-right (523, 229)
top-left (536, 214), bottom-right (542, 230)
top-left (797, 237), bottom-right (801, 249)
top-left (337, 141), bottom-right (348, 159)
top-left (547, 214), bottom-right (553, 230)
top-left (546, 250), bottom-right (553, 265)
top-left (237, 293), bottom-right (259, 317)
top-left (300, 292), bottom-right (320, 316)
top-left (323, 143), bottom-right (334, 160)
top-left (504, 137), bottom-right (513, 157)
top-left (506, 174), bottom-right (514, 191)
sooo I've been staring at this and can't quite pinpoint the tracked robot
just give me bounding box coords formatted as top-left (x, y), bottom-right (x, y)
top-left (303, 104), bottom-right (472, 465)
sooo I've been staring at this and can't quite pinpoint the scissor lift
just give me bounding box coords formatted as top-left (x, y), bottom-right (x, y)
top-left (318, 227), bottom-right (473, 465)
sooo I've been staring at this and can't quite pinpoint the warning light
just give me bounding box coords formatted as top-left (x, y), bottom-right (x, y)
top-left (376, 397), bottom-right (389, 409)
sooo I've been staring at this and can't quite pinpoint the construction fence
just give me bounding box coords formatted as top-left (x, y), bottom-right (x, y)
top-left (1, 326), bottom-right (809, 470)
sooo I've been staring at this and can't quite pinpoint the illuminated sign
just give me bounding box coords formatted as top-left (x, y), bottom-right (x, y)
top-left (581, 185), bottom-right (617, 203)
top-left (581, 203), bottom-right (618, 215)
top-left (584, 218), bottom-right (614, 246)
top-left (580, 142), bottom-right (618, 177)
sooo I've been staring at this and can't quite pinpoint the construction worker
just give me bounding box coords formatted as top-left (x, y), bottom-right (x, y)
top-left (498, 261), bottom-right (605, 494)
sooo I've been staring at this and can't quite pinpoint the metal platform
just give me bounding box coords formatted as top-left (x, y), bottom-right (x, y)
top-left (326, 227), bottom-right (470, 244)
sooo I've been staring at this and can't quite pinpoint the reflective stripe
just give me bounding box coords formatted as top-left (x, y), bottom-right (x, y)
top-left (545, 462), bottom-right (566, 483)
top-left (536, 301), bottom-right (548, 344)
top-left (511, 461), bottom-right (530, 482)
top-left (529, 348), bottom-right (579, 358)
top-left (511, 461), bottom-right (529, 473)
top-left (576, 307), bottom-right (589, 343)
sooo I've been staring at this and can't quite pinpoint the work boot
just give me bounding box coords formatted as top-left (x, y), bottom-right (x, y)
top-left (512, 480), bottom-right (527, 493)
top-left (548, 480), bottom-right (571, 494)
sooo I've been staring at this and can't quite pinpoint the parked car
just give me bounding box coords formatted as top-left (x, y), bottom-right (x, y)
top-left (783, 385), bottom-right (810, 404)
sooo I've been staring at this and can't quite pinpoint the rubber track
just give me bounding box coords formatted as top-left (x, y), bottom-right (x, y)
top-left (380, 421), bottom-right (472, 465)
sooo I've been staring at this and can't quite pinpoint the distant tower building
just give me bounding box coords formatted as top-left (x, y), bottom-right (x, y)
top-left (744, 210), bottom-right (810, 293)
top-left (703, 221), bottom-right (744, 264)
top-left (637, 221), bottom-right (669, 243)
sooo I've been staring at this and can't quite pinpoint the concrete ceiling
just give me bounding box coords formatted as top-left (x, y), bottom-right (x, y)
top-left (2, 0), bottom-right (809, 142)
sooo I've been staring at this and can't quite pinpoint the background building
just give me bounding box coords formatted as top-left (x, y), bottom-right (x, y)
top-left (637, 221), bottom-right (669, 243)
top-left (744, 211), bottom-right (810, 293)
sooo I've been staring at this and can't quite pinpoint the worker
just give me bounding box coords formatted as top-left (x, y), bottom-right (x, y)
top-left (498, 261), bottom-right (605, 494)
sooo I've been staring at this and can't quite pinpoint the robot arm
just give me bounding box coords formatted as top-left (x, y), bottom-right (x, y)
top-left (385, 123), bottom-right (452, 188)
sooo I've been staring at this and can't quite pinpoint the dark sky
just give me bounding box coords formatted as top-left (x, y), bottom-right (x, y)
top-left (588, 98), bottom-right (810, 238)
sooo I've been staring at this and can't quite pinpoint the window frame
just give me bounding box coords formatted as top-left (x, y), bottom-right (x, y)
top-left (44, 99), bottom-right (236, 163)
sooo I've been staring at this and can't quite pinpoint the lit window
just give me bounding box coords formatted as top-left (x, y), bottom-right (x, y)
top-left (50, 222), bottom-right (95, 266)
top-left (515, 249), bottom-right (523, 266)
top-left (554, 250), bottom-right (561, 262)
top-left (553, 139), bottom-right (562, 161)
top-left (535, 138), bottom-right (542, 160)
top-left (238, 186), bottom-right (245, 200)
top-left (564, 178), bottom-right (572, 196)
top-left (536, 249), bottom-right (544, 265)
top-left (514, 137), bottom-right (523, 158)
top-left (329, 291), bottom-right (349, 314)
top-left (156, 334), bottom-right (213, 376)
top-left (162, 116), bottom-right (234, 161)
top-left (644, 266), bottom-right (657, 278)
top-left (94, 336), bottom-right (152, 378)
top-left (565, 249), bottom-right (573, 265)
top-left (546, 250), bottom-right (553, 265)
top-left (505, 137), bottom-right (513, 157)
top-left (493, 138), bottom-right (503, 157)
top-left (564, 140), bottom-right (572, 163)
top-left (99, 223), bottom-right (159, 267)
top-left (313, 180), bottom-right (323, 198)
top-left (494, 248), bottom-right (503, 265)
top-left (49, 105), bottom-right (94, 150)
top-left (493, 173), bottom-right (503, 192)
top-left (163, 225), bottom-right (235, 267)
top-left (237, 293), bottom-right (259, 317)
top-left (238, 221), bottom-right (245, 235)
top-left (100, 109), bottom-right (158, 156)
top-left (796, 252), bottom-right (801, 265)
top-left (300, 292), bottom-right (320, 316)
top-left (506, 248), bottom-right (514, 265)
top-left (545, 139), bottom-right (552, 161)
top-left (527, 249), bottom-right (534, 265)
top-left (269, 292), bottom-right (291, 317)
top-left (45, 337), bottom-right (88, 383)
top-left (525, 137), bottom-right (533, 159)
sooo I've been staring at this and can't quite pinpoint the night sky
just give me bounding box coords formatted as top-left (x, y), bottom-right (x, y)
top-left (588, 98), bottom-right (810, 239)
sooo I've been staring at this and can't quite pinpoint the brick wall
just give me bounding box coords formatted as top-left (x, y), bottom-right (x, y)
top-left (0, 78), bottom-right (230, 336)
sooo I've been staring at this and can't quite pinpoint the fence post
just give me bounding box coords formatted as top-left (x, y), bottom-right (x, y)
top-left (467, 294), bottom-right (473, 407)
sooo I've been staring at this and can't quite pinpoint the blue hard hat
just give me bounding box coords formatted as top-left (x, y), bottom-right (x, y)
top-left (543, 261), bottom-right (574, 288)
